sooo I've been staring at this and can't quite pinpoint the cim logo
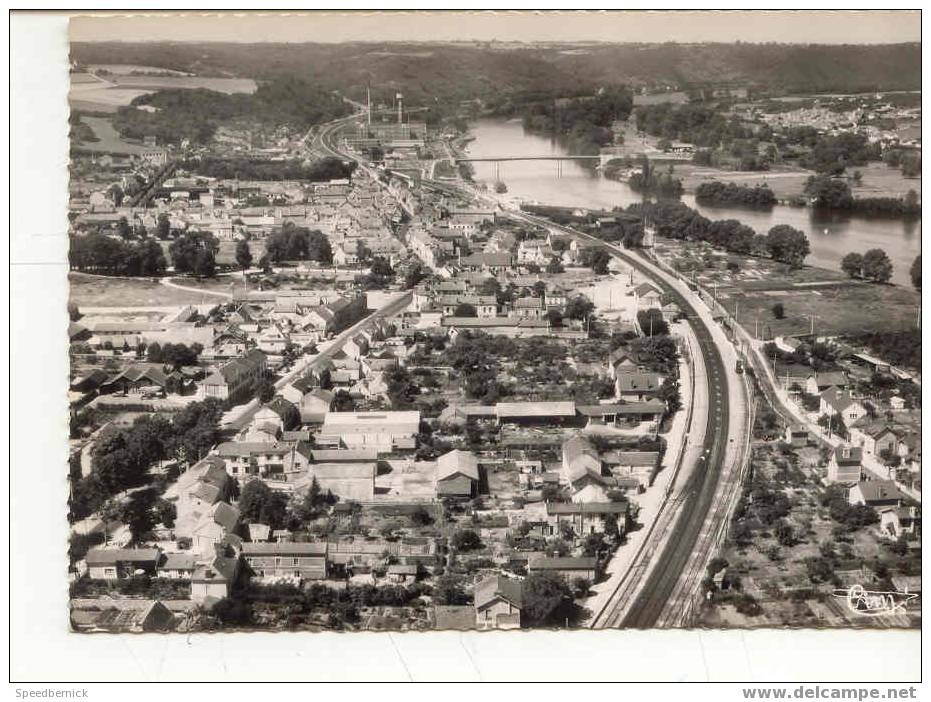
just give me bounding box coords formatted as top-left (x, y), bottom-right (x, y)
top-left (832, 584), bottom-right (918, 616)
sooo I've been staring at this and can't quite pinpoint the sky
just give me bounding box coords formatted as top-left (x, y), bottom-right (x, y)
top-left (69, 10), bottom-right (920, 45)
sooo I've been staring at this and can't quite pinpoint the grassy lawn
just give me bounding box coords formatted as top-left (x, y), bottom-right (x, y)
top-left (676, 163), bottom-right (813, 200)
top-left (673, 161), bottom-right (919, 202)
top-left (850, 162), bottom-right (922, 200)
top-left (69, 273), bottom-right (206, 307)
top-left (70, 272), bottom-right (241, 307)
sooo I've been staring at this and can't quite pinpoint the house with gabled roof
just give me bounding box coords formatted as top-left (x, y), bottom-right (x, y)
top-left (85, 548), bottom-right (160, 580)
top-left (435, 449), bottom-right (480, 498)
top-left (806, 370), bottom-right (849, 395)
top-left (820, 387), bottom-right (867, 424)
top-left (202, 349), bottom-right (267, 402)
top-left (615, 370), bottom-right (663, 402)
top-left (827, 445), bottom-right (863, 484)
top-left (474, 575), bottom-right (523, 630)
top-left (632, 282), bottom-right (662, 308)
top-left (848, 479), bottom-right (908, 509)
top-left (562, 435), bottom-right (610, 503)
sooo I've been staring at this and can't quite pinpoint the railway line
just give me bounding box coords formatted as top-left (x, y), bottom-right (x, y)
top-left (512, 209), bottom-right (743, 628)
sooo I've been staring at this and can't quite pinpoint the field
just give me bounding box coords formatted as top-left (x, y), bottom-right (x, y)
top-left (69, 69), bottom-right (256, 112)
top-left (850, 162), bottom-right (922, 200)
top-left (87, 64), bottom-right (194, 76)
top-left (673, 161), bottom-right (920, 202)
top-left (724, 283), bottom-right (920, 339)
top-left (675, 163), bottom-right (813, 200)
top-left (70, 272), bottom-right (225, 308)
top-left (653, 239), bottom-right (921, 339)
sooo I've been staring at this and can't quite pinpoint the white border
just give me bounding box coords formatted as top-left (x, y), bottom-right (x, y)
top-left (8, 7), bottom-right (923, 686)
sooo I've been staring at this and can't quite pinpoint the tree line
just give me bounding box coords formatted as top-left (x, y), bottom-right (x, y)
top-left (629, 200), bottom-right (811, 266)
top-left (805, 175), bottom-right (920, 218)
top-left (695, 181), bottom-right (777, 209)
top-left (180, 156), bottom-right (354, 182)
top-left (70, 233), bottom-right (167, 276)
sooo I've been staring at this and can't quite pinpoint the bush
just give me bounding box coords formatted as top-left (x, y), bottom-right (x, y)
top-left (772, 302), bottom-right (785, 319)
top-left (451, 529), bottom-right (483, 552)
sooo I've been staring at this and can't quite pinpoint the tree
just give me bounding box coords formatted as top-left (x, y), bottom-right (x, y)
top-left (589, 249), bottom-right (611, 275)
top-left (565, 295), bottom-right (595, 321)
top-left (774, 519), bottom-right (795, 547)
top-left (156, 213), bottom-right (171, 239)
top-left (451, 529), bottom-right (482, 552)
top-left (116, 216), bottom-right (132, 240)
top-left (545, 308), bottom-right (563, 328)
top-left (545, 257), bottom-right (564, 274)
top-left (370, 256), bottom-right (393, 279)
top-left (804, 175), bottom-right (854, 209)
top-left (453, 303), bottom-right (478, 318)
top-left (238, 479), bottom-right (289, 529)
top-left (107, 183), bottom-right (125, 207)
top-left (910, 255), bottom-right (921, 290)
top-left (433, 573), bottom-right (470, 605)
top-left (156, 498), bottom-right (177, 529)
top-left (256, 379), bottom-right (276, 404)
top-left (861, 248), bottom-right (893, 284)
top-left (637, 308), bottom-right (668, 337)
top-left (409, 506), bottom-right (433, 527)
top-left (840, 252), bottom-right (863, 279)
top-left (355, 239), bottom-right (372, 263)
top-left (169, 231), bottom-right (219, 277)
top-left (765, 225), bottom-right (810, 267)
top-left (235, 239), bottom-right (253, 271)
top-left (772, 302), bottom-right (785, 320)
top-left (522, 572), bottom-right (574, 626)
top-left (266, 223), bottom-right (332, 264)
top-left (147, 341), bottom-right (164, 363)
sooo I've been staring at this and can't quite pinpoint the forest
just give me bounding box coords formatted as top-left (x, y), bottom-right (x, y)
top-left (113, 77), bottom-right (352, 145)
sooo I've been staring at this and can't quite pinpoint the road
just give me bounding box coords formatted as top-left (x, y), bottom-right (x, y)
top-left (160, 276), bottom-right (233, 299)
top-left (222, 291), bottom-right (412, 431)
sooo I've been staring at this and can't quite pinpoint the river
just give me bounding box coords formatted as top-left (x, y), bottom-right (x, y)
top-left (465, 119), bottom-right (920, 285)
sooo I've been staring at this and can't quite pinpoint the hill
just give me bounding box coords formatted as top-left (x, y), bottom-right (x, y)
top-left (71, 41), bottom-right (921, 107)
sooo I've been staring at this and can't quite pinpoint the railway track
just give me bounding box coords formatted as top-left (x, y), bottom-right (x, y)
top-left (510, 210), bottom-right (741, 628)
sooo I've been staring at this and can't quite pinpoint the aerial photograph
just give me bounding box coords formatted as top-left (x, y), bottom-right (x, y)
top-left (64, 10), bottom-right (921, 634)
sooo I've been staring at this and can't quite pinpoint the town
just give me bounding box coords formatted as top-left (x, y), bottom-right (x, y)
top-left (64, 39), bottom-right (920, 635)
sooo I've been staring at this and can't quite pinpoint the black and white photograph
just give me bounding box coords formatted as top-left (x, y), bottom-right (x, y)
top-left (9, 6), bottom-right (924, 687)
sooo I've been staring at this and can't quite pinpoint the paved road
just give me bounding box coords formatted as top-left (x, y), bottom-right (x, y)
top-left (160, 277), bottom-right (233, 300)
top-left (222, 291), bottom-right (412, 431)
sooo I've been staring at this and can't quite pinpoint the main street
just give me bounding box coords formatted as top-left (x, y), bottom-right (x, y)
top-left (222, 290), bottom-right (412, 431)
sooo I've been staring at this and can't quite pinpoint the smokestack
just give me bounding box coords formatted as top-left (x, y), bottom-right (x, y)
top-left (396, 92), bottom-right (403, 125)
top-left (367, 86), bottom-right (372, 125)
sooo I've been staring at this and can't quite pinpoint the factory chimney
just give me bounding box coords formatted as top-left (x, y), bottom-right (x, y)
top-left (366, 86), bottom-right (372, 125)
top-left (396, 92), bottom-right (403, 125)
